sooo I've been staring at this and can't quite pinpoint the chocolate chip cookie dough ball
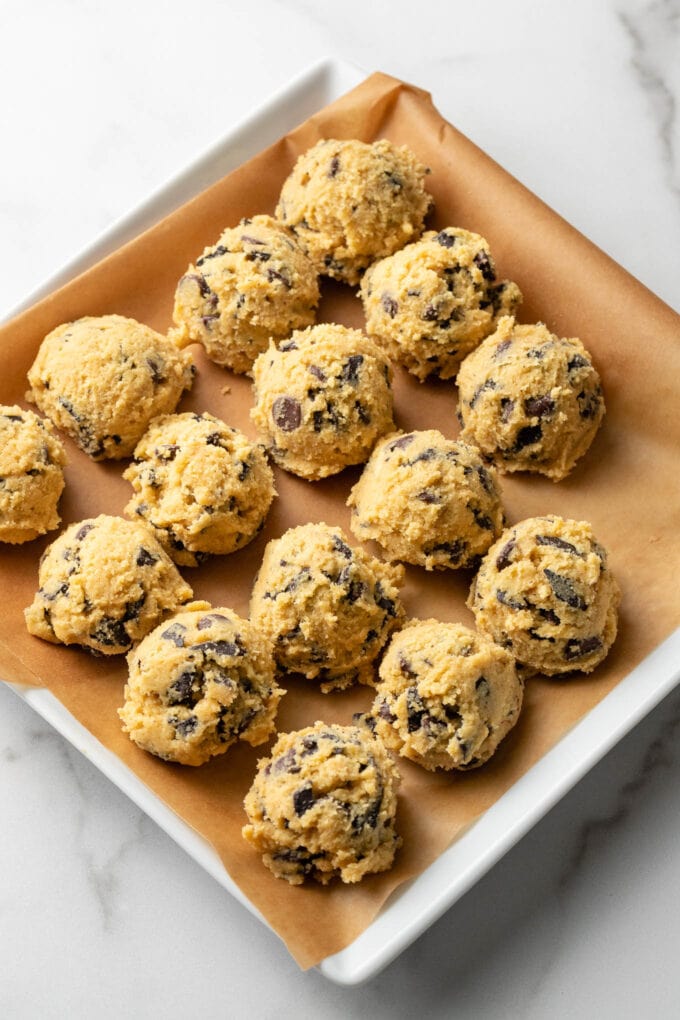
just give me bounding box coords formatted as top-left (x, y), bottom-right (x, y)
top-left (250, 324), bottom-right (394, 480)
top-left (369, 620), bottom-right (523, 771)
top-left (119, 603), bottom-right (284, 766)
top-left (468, 515), bottom-right (620, 676)
top-left (242, 721), bottom-right (401, 885)
top-left (276, 138), bottom-right (431, 285)
top-left (24, 515), bottom-right (193, 655)
top-left (457, 317), bottom-right (605, 481)
top-left (249, 522), bottom-right (405, 691)
top-left (348, 429), bottom-right (504, 570)
top-left (361, 228), bottom-right (522, 381)
top-left (0, 406), bottom-right (66, 544)
top-left (27, 315), bottom-right (195, 460)
top-left (123, 412), bottom-right (275, 567)
top-left (169, 215), bottom-right (320, 374)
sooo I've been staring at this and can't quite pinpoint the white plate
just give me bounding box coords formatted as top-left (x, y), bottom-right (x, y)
top-left (4, 57), bottom-right (680, 986)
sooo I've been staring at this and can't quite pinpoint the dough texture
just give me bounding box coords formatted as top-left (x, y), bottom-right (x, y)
top-left (0, 405), bottom-right (66, 544)
top-left (249, 522), bottom-right (405, 691)
top-left (27, 315), bottom-right (195, 460)
top-left (457, 316), bottom-right (605, 480)
top-left (250, 323), bottom-right (395, 480)
top-left (369, 619), bottom-right (523, 771)
top-left (276, 138), bottom-right (431, 285)
top-left (119, 603), bottom-right (284, 766)
top-left (468, 515), bottom-right (620, 675)
top-left (169, 215), bottom-right (320, 374)
top-left (360, 227), bottom-right (522, 381)
top-left (348, 429), bottom-right (505, 570)
top-left (25, 514), bottom-right (193, 655)
top-left (242, 721), bottom-right (401, 884)
top-left (123, 411), bottom-right (275, 567)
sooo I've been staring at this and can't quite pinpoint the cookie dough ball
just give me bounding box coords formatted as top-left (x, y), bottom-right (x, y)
top-left (24, 514), bottom-right (193, 655)
top-left (468, 515), bottom-right (620, 676)
top-left (123, 412), bottom-right (275, 567)
top-left (0, 406), bottom-right (66, 544)
top-left (119, 604), bottom-right (284, 766)
top-left (27, 315), bottom-right (195, 459)
top-left (370, 620), bottom-right (523, 771)
top-left (361, 227), bottom-right (522, 381)
top-left (250, 324), bottom-right (395, 480)
top-left (457, 316), bottom-right (605, 481)
top-left (242, 721), bottom-right (401, 884)
top-left (169, 215), bottom-right (320, 374)
top-left (249, 522), bottom-right (405, 691)
top-left (348, 429), bottom-right (505, 570)
top-left (276, 138), bottom-right (431, 285)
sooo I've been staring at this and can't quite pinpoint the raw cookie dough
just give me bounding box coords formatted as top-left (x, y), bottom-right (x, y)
top-left (249, 522), bottom-right (404, 691)
top-left (27, 314), bottom-right (195, 460)
top-left (25, 514), bottom-right (193, 655)
top-left (169, 215), bottom-right (320, 374)
top-left (250, 323), bottom-right (395, 480)
top-left (123, 411), bottom-right (275, 567)
top-left (119, 603), bottom-right (284, 766)
top-left (242, 721), bottom-right (401, 885)
top-left (0, 405), bottom-right (66, 543)
top-left (361, 227), bottom-right (522, 381)
top-left (456, 316), bottom-right (605, 480)
top-left (276, 138), bottom-right (431, 285)
top-left (369, 619), bottom-right (523, 771)
top-left (467, 515), bottom-right (620, 676)
top-left (348, 429), bottom-right (505, 570)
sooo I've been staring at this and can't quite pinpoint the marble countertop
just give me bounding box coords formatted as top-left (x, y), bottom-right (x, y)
top-left (1, 1), bottom-right (679, 1016)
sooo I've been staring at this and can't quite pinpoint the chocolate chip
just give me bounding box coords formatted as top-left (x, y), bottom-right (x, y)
top-left (422, 304), bottom-right (439, 322)
top-left (496, 589), bottom-right (526, 611)
top-left (273, 747), bottom-right (298, 774)
top-left (564, 635), bottom-right (602, 660)
top-left (500, 397), bottom-right (515, 422)
top-left (3, 413), bottom-right (23, 422)
top-left (196, 613), bottom-right (229, 630)
top-left (301, 737), bottom-right (318, 756)
top-left (181, 272), bottom-right (215, 301)
top-left (355, 400), bottom-right (371, 424)
top-left (494, 339), bottom-right (513, 359)
top-left (196, 245), bottom-right (229, 266)
top-left (399, 653), bottom-right (416, 679)
top-left (406, 687), bottom-right (426, 732)
top-left (146, 357), bottom-right (166, 384)
top-left (475, 677), bottom-right (490, 698)
top-left (136, 547), bottom-right (158, 567)
top-left (198, 639), bottom-right (242, 658)
top-left (162, 622), bottom-right (187, 647)
top-left (543, 568), bottom-right (587, 609)
top-left (495, 539), bottom-right (516, 571)
top-left (471, 508), bottom-right (494, 530)
top-left (473, 250), bottom-right (495, 282)
top-left (538, 606), bottom-right (561, 625)
top-left (378, 699), bottom-right (397, 723)
top-left (512, 424), bottom-right (543, 452)
top-left (340, 354), bottom-right (364, 384)
top-left (345, 579), bottom-right (366, 604)
top-left (266, 267), bottom-right (291, 288)
top-left (435, 230), bottom-right (456, 248)
top-left (536, 534), bottom-right (579, 555)
top-left (389, 433), bottom-right (415, 451)
top-left (308, 364), bottom-right (326, 382)
top-left (293, 785), bottom-right (315, 816)
top-left (279, 339), bottom-right (298, 351)
top-left (567, 354), bottom-right (589, 373)
top-left (428, 539), bottom-right (465, 563)
top-left (168, 668), bottom-right (201, 707)
top-left (272, 396), bottom-right (301, 431)
top-left (469, 379), bottom-right (497, 409)
top-left (381, 295), bottom-right (398, 318)
top-left (91, 616), bottom-right (129, 648)
top-left (157, 444), bottom-right (180, 461)
top-left (374, 582), bottom-right (397, 617)
top-left (75, 523), bottom-right (95, 542)
top-left (417, 489), bottom-right (440, 504)
top-left (170, 715), bottom-right (198, 739)
top-left (245, 250), bottom-right (271, 263)
top-left (328, 156), bottom-right (340, 177)
top-left (332, 534), bottom-right (352, 559)
top-left (524, 395), bottom-right (555, 419)
top-left (409, 448), bottom-right (437, 465)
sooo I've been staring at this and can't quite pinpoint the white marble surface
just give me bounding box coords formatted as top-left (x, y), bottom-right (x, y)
top-left (1, 0), bottom-right (679, 1015)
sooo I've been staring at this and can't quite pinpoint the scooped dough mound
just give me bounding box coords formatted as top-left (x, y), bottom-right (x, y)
top-left (242, 721), bottom-right (401, 884)
top-left (369, 619), bottom-right (523, 771)
top-left (348, 429), bottom-right (505, 570)
top-left (169, 215), bottom-right (320, 373)
top-left (457, 316), bottom-right (605, 480)
top-left (249, 522), bottom-right (405, 691)
top-left (123, 411), bottom-right (275, 567)
top-left (250, 323), bottom-right (395, 480)
top-left (276, 138), bottom-right (432, 285)
top-left (24, 514), bottom-right (193, 655)
top-left (0, 405), bottom-right (66, 544)
top-left (361, 227), bottom-right (522, 381)
top-left (467, 515), bottom-right (620, 676)
top-left (119, 603), bottom-right (284, 766)
top-left (27, 315), bottom-right (195, 459)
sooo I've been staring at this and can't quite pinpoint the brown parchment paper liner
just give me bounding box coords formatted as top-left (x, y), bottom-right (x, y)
top-left (1, 72), bottom-right (680, 969)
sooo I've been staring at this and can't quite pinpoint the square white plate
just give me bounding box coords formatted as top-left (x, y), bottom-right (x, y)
top-left (4, 57), bottom-right (680, 986)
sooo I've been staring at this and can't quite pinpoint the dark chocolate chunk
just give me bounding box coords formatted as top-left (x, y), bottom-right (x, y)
top-left (170, 715), bottom-right (198, 739)
top-left (198, 639), bottom-right (242, 659)
top-left (332, 534), bottom-right (352, 560)
top-left (537, 606), bottom-right (561, 625)
top-left (469, 379), bottom-right (497, 408)
top-left (500, 397), bottom-right (515, 422)
top-left (273, 747), bottom-right (298, 774)
top-left (564, 635), bottom-right (602, 660)
top-left (196, 245), bottom-right (229, 266)
top-left (91, 616), bottom-right (129, 649)
top-left (536, 534), bottom-right (579, 555)
top-left (266, 268), bottom-right (291, 288)
top-left (328, 155), bottom-right (340, 177)
top-left (435, 230), bottom-right (456, 248)
top-left (543, 568), bottom-right (587, 610)
top-left (475, 677), bottom-right (490, 698)
top-left (345, 579), bottom-right (366, 604)
top-left (422, 304), bottom-right (440, 322)
top-left (496, 589), bottom-right (527, 611)
top-left (495, 539), bottom-right (516, 571)
top-left (378, 699), bottom-right (397, 723)
top-left (355, 400), bottom-right (371, 424)
top-left (512, 424), bottom-right (543, 452)
top-left (567, 354), bottom-right (589, 373)
top-left (157, 444), bottom-right (180, 461)
top-left (301, 737), bottom-right (318, 756)
top-left (340, 354), bottom-right (364, 384)
top-left (398, 653), bottom-right (416, 679)
top-left (293, 785), bottom-right (315, 816)
top-left (406, 687), bottom-right (426, 732)
top-left (389, 433), bottom-right (415, 451)
top-left (417, 489), bottom-right (440, 504)
top-left (272, 396), bottom-right (301, 432)
top-left (524, 395), bottom-right (555, 419)
top-left (374, 582), bottom-right (397, 617)
top-left (136, 547), bottom-right (158, 567)
top-left (471, 507), bottom-right (494, 531)
top-left (161, 622), bottom-right (187, 647)
top-left (494, 338), bottom-right (513, 359)
top-left (473, 250), bottom-right (495, 282)
top-left (279, 339), bottom-right (298, 352)
top-left (75, 522), bottom-right (95, 542)
top-left (381, 294), bottom-right (398, 318)
top-left (168, 668), bottom-right (201, 707)
top-left (146, 357), bottom-right (166, 384)
top-left (308, 364), bottom-right (326, 382)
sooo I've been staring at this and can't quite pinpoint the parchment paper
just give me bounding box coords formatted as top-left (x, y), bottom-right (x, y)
top-left (1, 72), bottom-right (679, 969)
